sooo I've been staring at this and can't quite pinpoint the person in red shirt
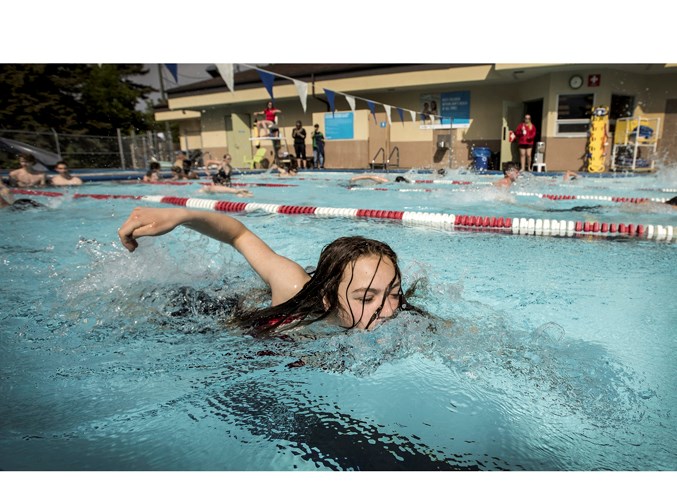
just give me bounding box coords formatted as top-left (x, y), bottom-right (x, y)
top-left (254, 101), bottom-right (282, 138)
top-left (515, 114), bottom-right (537, 172)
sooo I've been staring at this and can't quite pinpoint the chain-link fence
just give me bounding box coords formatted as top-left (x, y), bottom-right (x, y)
top-left (0, 129), bottom-right (175, 170)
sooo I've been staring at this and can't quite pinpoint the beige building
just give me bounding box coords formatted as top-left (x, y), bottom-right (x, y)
top-left (156, 63), bottom-right (677, 172)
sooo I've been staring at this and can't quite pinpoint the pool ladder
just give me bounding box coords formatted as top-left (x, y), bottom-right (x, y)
top-left (370, 146), bottom-right (400, 172)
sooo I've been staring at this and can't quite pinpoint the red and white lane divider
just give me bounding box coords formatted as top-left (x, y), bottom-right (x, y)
top-left (140, 195), bottom-right (675, 242)
top-left (638, 187), bottom-right (677, 193)
top-left (512, 191), bottom-right (670, 204)
top-left (143, 181), bottom-right (298, 188)
top-left (10, 189), bottom-right (675, 242)
top-left (413, 179), bottom-right (478, 185)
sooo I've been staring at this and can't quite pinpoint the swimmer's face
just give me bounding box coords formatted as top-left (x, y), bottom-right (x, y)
top-left (19, 156), bottom-right (34, 168)
top-left (55, 164), bottom-right (68, 173)
top-left (335, 254), bottom-right (401, 330)
top-left (507, 168), bottom-right (519, 181)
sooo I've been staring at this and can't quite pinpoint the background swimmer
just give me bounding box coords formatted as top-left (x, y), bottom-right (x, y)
top-left (493, 163), bottom-right (519, 189)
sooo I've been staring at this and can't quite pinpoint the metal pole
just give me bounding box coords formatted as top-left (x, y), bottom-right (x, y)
top-left (448, 116), bottom-right (454, 169)
top-left (51, 128), bottom-right (62, 159)
top-left (130, 131), bottom-right (137, 169)
top-left (141, 136), bottom-right (148, 168)
top-left (117, 128), bottom-right (126, 170)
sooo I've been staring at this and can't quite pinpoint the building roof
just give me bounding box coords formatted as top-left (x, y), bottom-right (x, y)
top-left (165, 63), bottom-right (480, 98)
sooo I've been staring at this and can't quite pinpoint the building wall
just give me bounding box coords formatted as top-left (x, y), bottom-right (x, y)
top-left (166, 65), bottom-right (677, 171)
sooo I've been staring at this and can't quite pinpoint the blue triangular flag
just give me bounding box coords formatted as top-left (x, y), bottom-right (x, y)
top-left (324, 89), bottom-right (336, 116)
top-left (165, 64), bottom-right (178, 83)
top-left (396, 107), bottom-right (405, 123)
top-left (257, 70), bottom-right (276, 101)
top-left (367, 100), bottom-right (377, 123)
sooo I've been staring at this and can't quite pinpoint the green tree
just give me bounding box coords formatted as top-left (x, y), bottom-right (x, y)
top-left (0, 64), bottom-right (156, 135)
top-left (79, 64), bottom-right (155, 135)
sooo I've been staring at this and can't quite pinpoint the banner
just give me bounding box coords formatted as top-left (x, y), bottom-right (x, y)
top-left (257, 70), bottom-right (276, 101)
top-left (367, 100), bottom-right (377, 123)
top-left (325, 112), bottom-right (354, 140)
top-left (164, 64), bottom-right (178, 83)
top-left (294, 80), bottom-right (308, 112)
top-left (344, 94), bottom-right (356, 113)
top-left (216, 63), bottom-right (234, 92)
top-left (383, 104), bottom-right (392, 125)
top-left (324, 89), bottom-right (336, 115)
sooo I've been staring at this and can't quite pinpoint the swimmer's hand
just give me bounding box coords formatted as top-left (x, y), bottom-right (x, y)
top-left (118, 207), bottom-right (187, 252)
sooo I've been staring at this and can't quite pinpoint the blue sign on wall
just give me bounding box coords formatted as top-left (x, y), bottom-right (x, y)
top-left (440, 91), bottom-right (471, 127)
top-left (325, 112), bottom-right (354, 140)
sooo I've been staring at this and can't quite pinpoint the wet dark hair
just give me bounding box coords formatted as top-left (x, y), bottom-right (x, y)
top-left (394, 176), bottom-right (410, 183)
top-left (235, 236), bottom-right (423, 337)
top-left (666, 196), bottom-right (677, 206)
top-left (503, 162), bottom-right (519, 175)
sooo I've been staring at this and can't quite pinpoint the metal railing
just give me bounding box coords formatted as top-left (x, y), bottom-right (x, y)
top-left (387, 146), bottom-right (400, 170)
top-left (0, 129), bottom-right (175, 170)
top-left (369, 147), bottom-right (385, 170)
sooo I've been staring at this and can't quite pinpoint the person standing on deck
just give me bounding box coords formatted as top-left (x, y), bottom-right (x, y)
top-left (514, 114), bottom-right (537, 172)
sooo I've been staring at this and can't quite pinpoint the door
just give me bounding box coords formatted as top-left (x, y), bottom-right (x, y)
top-left (368, 116), bottom-right (389, 168)
top-left (662, 99), bottom-right (677, 162)
top-left (225, 113), bottom-right (252, 167)
top-left (501, 101), bottom-right (523, 166)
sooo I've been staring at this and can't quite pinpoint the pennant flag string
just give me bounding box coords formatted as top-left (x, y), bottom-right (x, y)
top-left (218, 63), bottom-right (442, 126)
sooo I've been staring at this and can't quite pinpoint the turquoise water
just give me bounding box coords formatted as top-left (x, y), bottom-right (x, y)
top-left (0, 169), bottom-right (676, 470)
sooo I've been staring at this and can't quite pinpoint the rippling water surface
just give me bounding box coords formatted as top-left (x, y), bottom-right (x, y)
top-left (1, 171), bottom-right (675, 470)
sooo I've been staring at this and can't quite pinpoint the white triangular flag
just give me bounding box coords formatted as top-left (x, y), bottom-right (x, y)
top-left (216, 63), bottom-right (234, 92)
top-left (383, 104), bottom-right (392, 125)
top-left (409, 110), bottom-right (418, 123)
top-left (345, 95), bottom-right (356, 112)
top-left (293, 80), bottom-right (308, 112)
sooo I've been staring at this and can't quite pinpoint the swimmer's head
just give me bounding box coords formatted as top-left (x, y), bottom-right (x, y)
top-left (503, 163), bottom-right (519, 180)
top-left (242, 236), bottom-right (408, 335)
top-left (394, 176), bottom-right (410, 183)
top-left (313, 236), bottom-right (403, 331)
top-left (666, 196), bottom-right (677, 206)
top-left (18, 154), bottom-right (36, 166)
top-left (503, 162), bottom-right (519, 175)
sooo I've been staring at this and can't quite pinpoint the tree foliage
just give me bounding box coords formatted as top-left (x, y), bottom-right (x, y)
top-left (0, 64), bottom-right (156, 136)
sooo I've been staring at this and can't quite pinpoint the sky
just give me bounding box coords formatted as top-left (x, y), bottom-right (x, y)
top-left (132, 64), bottom-right (214, 108)
top-left (5, 2), bottom-right (674, 66)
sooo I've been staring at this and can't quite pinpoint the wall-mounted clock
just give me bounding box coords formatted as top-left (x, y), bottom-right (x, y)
top-left (569, 75), bottom-right (584, 89)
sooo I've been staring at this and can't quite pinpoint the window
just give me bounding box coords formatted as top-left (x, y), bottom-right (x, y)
top-left (609, 94), bottom-right (635, 133)
top-left (556, 93), bottom-right (594, 136)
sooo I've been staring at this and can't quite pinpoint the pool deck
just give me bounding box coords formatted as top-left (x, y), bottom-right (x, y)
top-left (0, 166), bottom-right (659, 183)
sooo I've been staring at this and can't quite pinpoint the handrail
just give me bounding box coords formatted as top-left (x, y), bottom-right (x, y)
top-left (387, 146), bottom-right (400, 170)
top-left (370, 147), bottom-right (385, 169)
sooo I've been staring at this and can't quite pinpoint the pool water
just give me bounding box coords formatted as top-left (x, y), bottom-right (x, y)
top-left (1, 169), bottom-right (676, 470)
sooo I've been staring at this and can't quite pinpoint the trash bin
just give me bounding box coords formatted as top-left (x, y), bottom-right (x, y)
top-left (471, 147), bottom-right (491, 172)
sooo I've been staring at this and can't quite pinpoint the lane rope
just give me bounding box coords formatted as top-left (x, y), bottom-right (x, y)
top-left (10, 188), bottom-right (675, 242)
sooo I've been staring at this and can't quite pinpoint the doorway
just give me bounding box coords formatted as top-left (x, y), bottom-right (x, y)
top-left (368, 115), bottom-right (389, 168)
top-left (523, 98), bottom-right (544, 146)
top-left (501, 101), bottom-right (522, 167)
top-left (225, 113), bottom-right (253, 168)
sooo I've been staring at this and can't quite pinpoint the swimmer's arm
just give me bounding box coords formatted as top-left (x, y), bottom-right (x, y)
top-left (182, 210), bottom-right (307, 304)
top-left (118, 208), bottom-right (308, 304)
top-left (349, 175), bottom-right (387, 183)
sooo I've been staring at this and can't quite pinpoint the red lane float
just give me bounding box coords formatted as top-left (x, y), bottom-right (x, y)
top-left (515, 191), bottom-right (666, 204)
